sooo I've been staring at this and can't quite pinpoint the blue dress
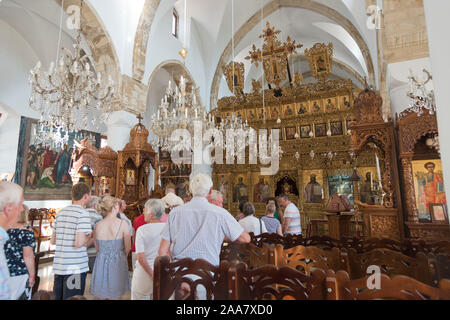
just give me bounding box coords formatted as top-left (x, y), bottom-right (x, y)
top-left (90, 221), bottom-right (130, 299)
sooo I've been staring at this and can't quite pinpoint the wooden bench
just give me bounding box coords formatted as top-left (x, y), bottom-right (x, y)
top-left (326, 269), bottom-right (450, 300)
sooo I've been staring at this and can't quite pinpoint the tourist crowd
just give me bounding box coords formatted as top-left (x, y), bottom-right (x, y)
top-left (0, 174), bottom-right (302, 300)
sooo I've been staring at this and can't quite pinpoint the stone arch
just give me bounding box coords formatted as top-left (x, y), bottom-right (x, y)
top-left (210, 0), bottom-right (376, 107)
top-left (146, 60), bottom-right (201, 108)
top-left (132, 0), bottom-right (161, 81)
top-left (56, 0), bottom-right (121, 86)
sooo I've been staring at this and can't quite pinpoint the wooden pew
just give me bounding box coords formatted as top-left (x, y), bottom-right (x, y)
top-left (326, 269), bottom-right (450, 300)
top-left (220, 242), bottom-right (275, 269)
top-left (274, 244), bottom-right (349, 276)
top-left (226, 262), bottom-right (327, 300)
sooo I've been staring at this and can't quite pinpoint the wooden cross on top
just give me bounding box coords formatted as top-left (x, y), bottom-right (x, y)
top-left (245, 22), bottom-right (303, 89)
top-left (137, 114), bottom-right (143, 124)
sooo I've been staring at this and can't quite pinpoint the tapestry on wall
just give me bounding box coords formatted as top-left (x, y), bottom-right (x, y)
top-left (14, 117), bottom-right (101, 200)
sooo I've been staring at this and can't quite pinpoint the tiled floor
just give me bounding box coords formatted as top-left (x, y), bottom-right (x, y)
top-left (37, 263), bottom-right (132, 300)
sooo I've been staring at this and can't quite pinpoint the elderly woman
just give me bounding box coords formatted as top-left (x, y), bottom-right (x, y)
top-left (4, 205), bottom-right (36, 300)
top-left (238, 202), bottom-right (267, 236)
top-left (131, 199), bottom-right (165, 300)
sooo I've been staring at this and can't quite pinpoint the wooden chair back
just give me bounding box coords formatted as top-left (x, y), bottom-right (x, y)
top-left (274, 244), bottom-right (349, 275)
top-left (327, 269), bottom-right (450, 300)
top-left (228, 262), bottom-right (327, 300)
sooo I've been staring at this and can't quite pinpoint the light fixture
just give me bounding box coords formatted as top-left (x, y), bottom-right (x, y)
top-left (29, 0), bottom-right (117, 149)
top-left (407, 69), bottom-right (435, 116)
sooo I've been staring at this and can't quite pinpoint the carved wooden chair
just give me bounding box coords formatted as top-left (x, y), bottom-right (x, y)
top-left (227, 261), bottom-right (327, 300)
top-left (274, 244), bottom-right (349, 276)
top-left (153, 256), bottom-right (228, 300)
top-left (220, 242), bottom-right (274, 269)
top-left (326, 269), bottom-right (450, 300)
top-left (348, 248), bottom-right (433, 285)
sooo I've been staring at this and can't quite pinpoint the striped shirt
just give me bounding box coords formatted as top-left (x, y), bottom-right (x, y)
top-left (0, 227), bottom-right (11, 300)
top-left (162, 197), bottom-right (244, 267)
top-left (283, 203), bottom-right (302, 235)
top-left (52, 205), bottom-right (92, 275)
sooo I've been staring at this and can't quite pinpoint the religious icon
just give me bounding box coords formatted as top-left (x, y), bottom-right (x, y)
top-left (330, 121), bottom-right (343, 136)
top-left (300, 125), bottom-right (312, 138)
top-left (285, 127), bottom-right (297, 140)
top-left (311, 100), bottom-right (323, 113)
top-left (346, 119), bottom-right (356, 131)
top-left (430, 204), bottom-right (448, 224)
top-left (297, 102), bottom-right (309, 115)
top-left (340, 96), bottom-right (351, 110)
top-left (126, 169), bottom-right (136, 186)
top-left (412, 160), bottom-right (447, 221)
top-left (324, 97), bottom-right (338, 112)
top-left (233, 176), bottom-right (249, 203)
top-left (315, 123), bottom-right (327, 137)
top-left (316, 56), bottom-right (327, 73)
top-left (269, 106), bottom-right (281, 120)
top-left (217, 175), bottom-right (229, 205)
top-left (304, 174), bottom-right (324, 203)
top-left (283, 104), bottom-right (294, 118)
top-left (257, 108), bottom-right (266, 120)
top-left (360, 172), bottom-right (380, 204)
top-left (253, 177), bottom-right (271, 203)
top-left (247, 109), bottom-right (257, 121)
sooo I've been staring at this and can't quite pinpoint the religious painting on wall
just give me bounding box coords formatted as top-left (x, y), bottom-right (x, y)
top-left (14, 117), bottom-right (101, 200)
top-left (412, 159), bottom-right (447, 221)
top-left (247, 109), bottom-right (257, 122)
top-left (323, 97), bottom-right (338, 112)
top-left (269, 106), bottom-right (281, 120)
top-left (315, 123), bottom-right (327, 137)
top-left (100, 177), bottom-right (111, 196)
top-left (236, 110), bottom-right (245, 120)
top-left (300, 125), bottom-right (312, 139)
top-left (216, 174), bottom-right (230, 205)
top-left (232, 175), bottom-right (249, 203)
top-left (303, 170), bottom-right (324, 204)
top-left (275, 175), bottom-right (299, 198)
top-left (340, 96), bottom-right (352, 110)
top-left (285, 127), bottom-right (297, 140)
top-left (346, 119), bottom-right (357, 132)
top-left (283, 104), bottom-right (295, 118)
top-left (311, 99), bottom-right (323, 113)
top-left (296, 101), bottom-right (309, 115)
top-left (330, 121), bottom-right (343, 136)
top-left (257, 107), bottom-right (266, 121)
top-left (253, 175), bottom-right (271, 203)
top-left (429, 204), bottom-right (448, 224)
top-left (126, 169), bottom-right (136, 186)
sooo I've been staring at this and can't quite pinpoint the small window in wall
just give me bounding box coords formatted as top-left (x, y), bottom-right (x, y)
top-left (101, 136), bottom-right (108, 148)
top-left (172, 9), bottom-right (179, 38)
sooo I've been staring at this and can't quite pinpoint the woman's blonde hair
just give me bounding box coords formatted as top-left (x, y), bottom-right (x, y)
top-left (98, 195), bottom-right (119, 216)
top-left (17, 205), bottom-right (29, 224)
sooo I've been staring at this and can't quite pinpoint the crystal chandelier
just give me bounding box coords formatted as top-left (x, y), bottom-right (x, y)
top-left (150, 75), bottom-right (215, 152)
top-left (29, 0), bottom-right (117, 149)
top-left (407, 69), bottom-right (435, 116)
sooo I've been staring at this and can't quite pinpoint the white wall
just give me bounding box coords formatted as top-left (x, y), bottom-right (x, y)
top-left (423, 0), bottom-right (450, 214)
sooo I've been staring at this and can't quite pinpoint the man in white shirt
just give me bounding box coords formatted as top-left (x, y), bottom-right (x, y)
top-left (0, 182), bottom-right (24, 300)
top-left (238, 202), bottom-right (267, 236)
top-left (131, 198), bottom-right (165, 300)
top-left (278, 193), bottom-right (302, 235)
top-left (158, 174), bottom-right (250, 299)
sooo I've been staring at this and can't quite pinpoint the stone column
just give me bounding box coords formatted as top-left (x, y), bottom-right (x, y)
top-left (106, 110), bottom-right (138, 151)
top-left (423, 1), bottom-right (450, 220)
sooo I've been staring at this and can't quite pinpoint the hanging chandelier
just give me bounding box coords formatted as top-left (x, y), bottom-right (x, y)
top-left (29, 0), bottom-right (117, 149)
top-left (407, 69), bottom-right (435, 116)
top-left (150, 75), bottom-right (215, 152)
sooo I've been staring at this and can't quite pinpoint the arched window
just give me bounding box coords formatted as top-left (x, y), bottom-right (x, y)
top-left (172, 9), bottom-right (179, 38)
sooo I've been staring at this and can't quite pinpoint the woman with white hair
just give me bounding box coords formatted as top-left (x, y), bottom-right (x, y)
top-left (131, 199), bottom-right (165, 300)
top-left (4, 205), bottom-right (35, 300)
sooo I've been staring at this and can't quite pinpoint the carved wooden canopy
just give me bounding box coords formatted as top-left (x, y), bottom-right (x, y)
top-left (396, 107), bottom-right (438, 155)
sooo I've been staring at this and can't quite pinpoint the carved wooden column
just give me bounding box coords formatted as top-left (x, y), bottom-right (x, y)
top-left (400, 154), bottom-right (419, 223)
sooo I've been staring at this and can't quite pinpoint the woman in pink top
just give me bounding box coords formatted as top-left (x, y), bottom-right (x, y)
top-left (160, 192), bottom-right (184, 222)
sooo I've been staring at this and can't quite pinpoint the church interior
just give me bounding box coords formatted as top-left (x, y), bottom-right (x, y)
top-left (1, 0), bottom-right (450, 301)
